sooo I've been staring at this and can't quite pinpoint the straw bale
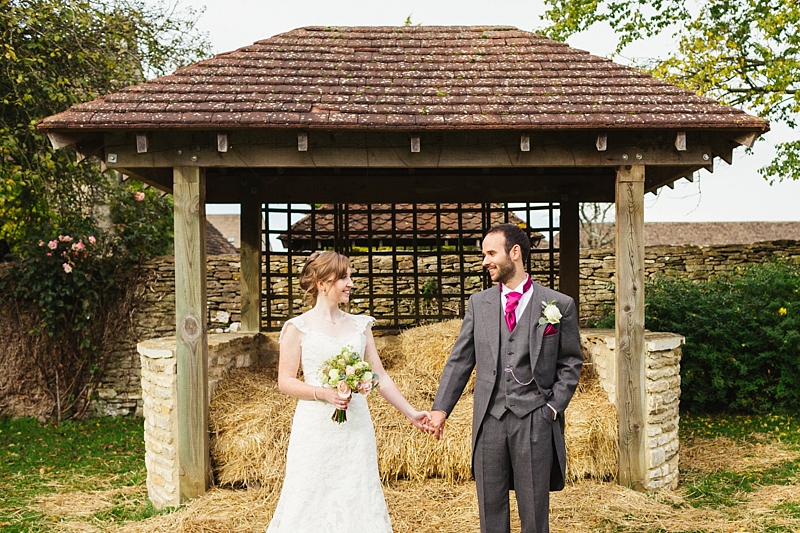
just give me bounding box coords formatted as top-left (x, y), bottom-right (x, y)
top-left (398, 319), bottom-right (473, 393)
top-left (209, 366), bottom-right (295, 489)
top-left (563, 372), bottom-right (618, 482)
top-left (373, 333), bottom-right (403, 370)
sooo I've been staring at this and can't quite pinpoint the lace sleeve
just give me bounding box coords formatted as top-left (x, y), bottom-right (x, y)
top-left (279, 316), bottom-right (309, 343)
top-left (354, 314), bottom-right (376, 334)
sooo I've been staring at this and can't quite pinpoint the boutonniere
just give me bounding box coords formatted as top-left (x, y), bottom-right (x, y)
top-left (538, 299), bottom-right (562, 327)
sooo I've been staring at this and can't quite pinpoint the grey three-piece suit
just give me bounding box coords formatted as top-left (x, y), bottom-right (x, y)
top-left (432, 280), bottom-right (583, 533)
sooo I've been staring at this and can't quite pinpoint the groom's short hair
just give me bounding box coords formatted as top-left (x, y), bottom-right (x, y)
top-left (486, 223), bottom-right (531, 264)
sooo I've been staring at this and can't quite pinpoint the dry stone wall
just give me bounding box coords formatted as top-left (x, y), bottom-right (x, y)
top-left (581, 329), bottom-right (683, 489)
top-left (137, 332), bottom-right (277, 509)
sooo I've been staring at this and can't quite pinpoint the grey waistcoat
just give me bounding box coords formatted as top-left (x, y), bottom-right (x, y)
top-left (488, 300), bottom-right (546, 419)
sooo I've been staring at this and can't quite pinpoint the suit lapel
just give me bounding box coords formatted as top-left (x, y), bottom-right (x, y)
top-left (529, 282), bottom-right (546, 368)
top-left (479, 288), bottom-right (502, 369)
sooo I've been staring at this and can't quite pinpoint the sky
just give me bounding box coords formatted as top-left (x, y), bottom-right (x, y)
top-left (169, 0), bottom-right (799, 222)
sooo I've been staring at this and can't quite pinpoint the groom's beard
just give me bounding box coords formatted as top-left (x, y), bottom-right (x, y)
top-left (491, 256), bottom-right (517, 285)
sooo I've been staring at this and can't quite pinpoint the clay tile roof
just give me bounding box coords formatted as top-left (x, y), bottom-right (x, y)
top-left (280, 203), bottom-right (546, 250)
top-left (39, 26), bottom-right (767, 132)
top-left (206, 220), bottom-right (238, 255)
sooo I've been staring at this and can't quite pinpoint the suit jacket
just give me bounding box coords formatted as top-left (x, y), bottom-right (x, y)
top-left (432, 281), bottom-right (583, 491)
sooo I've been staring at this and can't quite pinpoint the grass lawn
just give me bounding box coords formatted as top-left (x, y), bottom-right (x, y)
top-left (1, 412), bottom-right (799, 532)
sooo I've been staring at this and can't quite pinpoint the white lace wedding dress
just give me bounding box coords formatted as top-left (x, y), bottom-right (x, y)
top-left (266, 313), bottom-right (393, 533)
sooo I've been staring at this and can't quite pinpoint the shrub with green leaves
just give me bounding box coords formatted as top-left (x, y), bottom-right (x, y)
top-left (641, 260), bottom-right (800, 413)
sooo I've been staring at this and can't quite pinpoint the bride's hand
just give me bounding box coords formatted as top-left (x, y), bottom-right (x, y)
top-left (409, 410), bottom-right (432, 432)
top-left (322, 387), bottom-right (351, 410)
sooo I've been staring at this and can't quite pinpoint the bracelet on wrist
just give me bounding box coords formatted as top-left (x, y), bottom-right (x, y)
top-left (312, 387), bottom-right (318, 401)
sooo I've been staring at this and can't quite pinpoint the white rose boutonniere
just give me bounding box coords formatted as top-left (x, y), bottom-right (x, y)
top-left (538, 299), bottom-right (562, 326)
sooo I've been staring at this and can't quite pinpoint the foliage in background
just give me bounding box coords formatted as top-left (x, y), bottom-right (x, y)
top-left (541, 0), bottom-right (800, 182)
top-left (0, 0), bottom-right (208, 246)
top-left (595, 260), bottom-right (800, 412)
top-left (0, 0), bottom-right (207, 420)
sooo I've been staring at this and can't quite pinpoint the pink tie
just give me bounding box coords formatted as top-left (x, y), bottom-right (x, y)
top-left (503, 276), bottom-right (532, 332)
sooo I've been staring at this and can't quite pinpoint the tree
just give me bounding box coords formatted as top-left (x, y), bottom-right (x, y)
top-left (541, 0), bottom-right (800, 182)
top-left (0, 0), bottom-right (210, 420)
top-left (0, 0), bottom-right (210, 247)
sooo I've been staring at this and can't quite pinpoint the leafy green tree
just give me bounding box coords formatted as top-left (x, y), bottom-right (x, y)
top-left (0, 0), bottom-right (210, 247)
top-left (541, 0), bottom-right (800, 182)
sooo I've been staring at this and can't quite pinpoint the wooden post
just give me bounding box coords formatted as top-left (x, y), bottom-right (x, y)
top-left (615, 164), bottom-right (647, 490)
top-left (173, 166), bottom-right (210, 502)
top-left (240, 178), bottom-right (262, 332)
top-left (558, 196), bottom-right (580, 316)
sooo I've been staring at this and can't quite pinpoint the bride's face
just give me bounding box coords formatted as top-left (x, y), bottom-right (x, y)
top-left (319, 269), bottom-right (354, 304)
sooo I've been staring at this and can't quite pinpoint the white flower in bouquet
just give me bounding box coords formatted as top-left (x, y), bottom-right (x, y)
top-left (317, 345), bottom-right (380, 423)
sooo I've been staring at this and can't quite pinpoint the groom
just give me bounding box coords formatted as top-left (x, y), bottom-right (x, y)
top-left (429, 223), bottom-right (583, 533)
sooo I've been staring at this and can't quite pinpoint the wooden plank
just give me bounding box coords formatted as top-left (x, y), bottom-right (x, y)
top-left (173, 166), bottom-right (210, 502)
top-left (204, 171), bottom-right (618, 204)
top-left (240, 178), bottom-right (262, 333)
top-left (104, 130), bottom-right (718, 169)
top-left (615, 164), bottom-right (647, 491)
top-left (558, 196), bottom-right (580, 314)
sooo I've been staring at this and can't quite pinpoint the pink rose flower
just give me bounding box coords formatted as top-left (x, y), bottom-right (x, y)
top-left (336, 380), bottom-right (351, 399)
top-left (58, 235), bottom-right (73, 242)
top-left (345, 365), bottom-right (355, 376)
top-left (88, 236), bottom-right (96, 244)
top-left (134, 191), bottom-right (145, 202)
top-left (62, 263), bottom-right (73, 274)
top-left (359, 381), bottom-right (372, 396)
top-left (72, 241), bottom-right (85, 251)
top-left (47, 240), bottom-right (58, 250)
top-left (38, 240), bottom-right (44, 247)
top-left (46, 253), bottom-right (52, 257)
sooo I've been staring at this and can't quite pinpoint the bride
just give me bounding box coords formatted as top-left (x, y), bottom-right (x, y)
top-left (267, 251), bottom-right (431, 532)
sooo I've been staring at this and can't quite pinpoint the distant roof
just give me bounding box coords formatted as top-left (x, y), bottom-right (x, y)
top-left (206, 220), bottom-right (238, 255)
top-left (557, 221), bottom-right (800, 248)
top-left (207, 215), bottom-right (241, 248)
top-left (280, 203), bottom-right (545, 250)
top-left (39, 26), bottom-right (768, 133)
top-left (644, 221), bottom-right (800, 246)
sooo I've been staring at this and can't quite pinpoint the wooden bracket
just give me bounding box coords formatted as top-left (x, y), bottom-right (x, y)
top-left (136, 133), bottom-right (149, 154)
top-left (298, 132), bottom-right (308, 152)
top-left (675, 131), bottom-right (686, 151)
top-left (520, 134), bottom-right (530, 152)
top-left (217, 133), bottom-right (229, 153)
top-left (410, 135), bottom-right (421, 153)
top-left (596, 133), bottom-right (608, 152)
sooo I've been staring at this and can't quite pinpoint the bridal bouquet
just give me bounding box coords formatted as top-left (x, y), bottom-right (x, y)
top-left (317, 346), bottom-right (379, 423)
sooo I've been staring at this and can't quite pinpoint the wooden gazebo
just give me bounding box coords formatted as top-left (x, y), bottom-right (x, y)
top-left (38, 26), bottom-right (769, 500)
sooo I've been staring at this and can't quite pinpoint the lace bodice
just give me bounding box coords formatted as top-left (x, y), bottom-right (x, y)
top-left (280, 313), bottom-right (375, 386)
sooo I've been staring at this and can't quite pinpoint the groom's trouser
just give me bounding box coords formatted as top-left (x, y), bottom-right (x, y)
top-left (474, 406), bottom-right (553, 533)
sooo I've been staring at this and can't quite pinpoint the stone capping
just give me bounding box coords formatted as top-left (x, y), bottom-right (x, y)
top-left (137, 332), bottom-right (278, 510)
top-left (581, 329), bottom-right (684, 490)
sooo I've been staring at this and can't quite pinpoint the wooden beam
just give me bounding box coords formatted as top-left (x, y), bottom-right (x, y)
top-left (240, 178), bottom-right (262, 333)
top-left (173, 166), bottom-right (210, 502)
top-left (558, 196), bottom-right (580, 314)
top-left (615, 164), bottom-right (647, 491)
top-left (104, 130), bottom-right (718, 169)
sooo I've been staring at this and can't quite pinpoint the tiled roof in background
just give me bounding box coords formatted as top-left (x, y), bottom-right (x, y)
top-left (280, 203), bottom-right (546, 248)
top-left (39, 26), bottom-right (768, 132)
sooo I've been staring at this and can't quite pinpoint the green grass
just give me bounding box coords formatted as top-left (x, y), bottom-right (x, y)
top-left (0, 416), bottom-right (153, 532)
top-left (679, 412), bottom-right (800, 511)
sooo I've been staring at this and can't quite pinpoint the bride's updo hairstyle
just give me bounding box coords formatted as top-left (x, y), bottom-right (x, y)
top-left (298, 251), bottom-right (351, 301)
